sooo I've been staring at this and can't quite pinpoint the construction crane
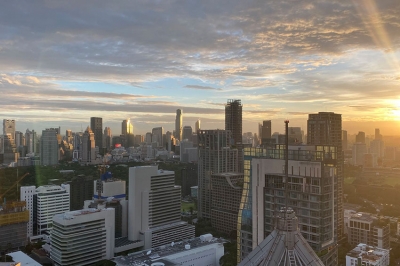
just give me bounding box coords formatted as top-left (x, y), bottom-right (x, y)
top-left (0, 172), bottom-right (30, 203)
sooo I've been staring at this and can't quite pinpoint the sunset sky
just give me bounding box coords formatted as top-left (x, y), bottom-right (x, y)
top-left (1, 0), bottom-right (400, 135)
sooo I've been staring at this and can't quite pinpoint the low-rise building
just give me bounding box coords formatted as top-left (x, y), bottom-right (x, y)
top-left (347, 213), bottom-right (390, 249)
top-left (346, 244), bottom-right (389, 266)
top-left (113, 234), bottom-right (225, 266)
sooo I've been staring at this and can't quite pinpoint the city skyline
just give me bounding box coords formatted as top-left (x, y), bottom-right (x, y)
top-left (1, 1), bottom-right (400, 135)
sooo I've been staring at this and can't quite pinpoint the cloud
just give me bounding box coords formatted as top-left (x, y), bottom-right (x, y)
top-left (184, 85), bottom-right (221, 91)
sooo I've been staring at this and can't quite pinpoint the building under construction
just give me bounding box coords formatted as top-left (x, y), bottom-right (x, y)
top-left (0, 201), bottom-right (29, 253)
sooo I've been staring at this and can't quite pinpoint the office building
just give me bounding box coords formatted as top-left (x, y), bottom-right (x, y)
top-left (195, 119), bottom-right (201, 133)
top-left (346, 244), bottom-right (389, 266)
top-left (34, 184), bottom-right (70, 235)
top-left (175, 109), bottom-right (183, 141)
top-left (260, 120), bottom-right (272, 146)
top-left (90, 117), bottom-right (103, 152)
top-left (238, 145), bottom-right (339, 266)
top-left (15, 131), bottom-right (25, 147)
top-left (2, 133), bottom-right (18, 164)
top-left (347, 212), bottom-right (390, 249)
top-left (20, 186), bottom-right (36, 237)
top-left (210, 172), bottom-right (243, 236)
top-left (40, 128), bottom-right (59, 166)
top-left (342, 130), bottom-right (347, 151)
top-left (3, 119), bottom-right (15, 136)
top-left (239, 208), bottom-right (325, 266)
top-left (114, 234), bottom-right (225, 266)
top-left (68, 175), bottom-right (95, 211)
top-left (198, 130), bottom-right (238, 219)
top-left (307, 112), bottom-right (343, 239)
top-left (152, 127), bottom-right (164, 147)
top-left (51, 208), bottom-right (115, 266)
top-left (103, 127), bottom-right (112, 150)
top-left (121, 119), bottom-right (134, 147)
top-left (128, 166), bottom-right (195, 249)
top-left (25, 129), bottom-right (37, 154)
top-left (93, 176), bottom-right (126, 200)
top-left (134, 134), bottom-right (143, 146)
top-left (352, 142), bottom-right (367, 166)
top-left (0, 201), bottom-right (29, 253)
top-left (145, 132), bottom-right (152, 144)
top-left (356, 131), bottom-right (366, 144)
top-left (288, 126), bottom-right (303, 144)
top-left (180, 140), bottom-right (193, 162)
top-left (375, 128), bottom-right (383, 140)
top-left (225, 99), bottom-right (242, 147)
top-left (181, 163), bottom-right (198, 197)
top-left (371, 138), bottom-right (384, 159)
top-left (182, 126), bottom-right (193, 141)
top-left (81, 126), bottom-right (96, 163)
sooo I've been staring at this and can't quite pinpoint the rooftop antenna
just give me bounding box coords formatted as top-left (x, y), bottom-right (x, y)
top-left (284, 120), bottom-right (289, 248)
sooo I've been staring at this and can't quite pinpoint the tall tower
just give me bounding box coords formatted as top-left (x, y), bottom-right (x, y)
top-left (3, 119), bottom-right (15, 137)
top-left (195, 119), bottom-right (201, 133)
top-left (103, 127), bottom-right (111, 151)
top-left (41, 128), bottom-right (59, 166)
top-left (81, 127), bottom-right (95, 163)
top-left (307, 112), bottom-right (343, 239)
top-left (175, 109), bottom-right (183, 141)
top-left (90, 117), bottom-right (103, 151)
top-left (225, 99), bottom-right (243, 173)
top-left (197, 130), bottom-right (238, 219)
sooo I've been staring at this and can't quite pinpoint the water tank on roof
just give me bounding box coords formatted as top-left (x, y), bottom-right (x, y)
top-left (200, 233), bottom-right (213, 242)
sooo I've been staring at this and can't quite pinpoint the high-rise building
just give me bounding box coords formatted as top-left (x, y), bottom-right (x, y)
top-left (356, 131), bottom-right (366, 144)
top-left (151, 127), bottom-right (164, 147)
top-left (225, 99), bottom-right (242, 147)
top-left (68, 176), bottom-right (95, 211)
top-left (25, 129), bottom-right (37, 155)
top-left (197, 130), bottom-right (238, 219)
top-left (225, 99), bottom-right (243, 173)
top-left (145, 132), bottom-right (152, 144)
top-left (41, 128), bottom-right (59, 166)
top-left (260, 120), bottom-right (272, 146)
top-left (51, 208), bottom-right (115, 265)
top-left (175, 109), bottom-right (183, 141)
top-left (237, 144), bottom-right (339, 265)
top-left (0, 201), bottom-right (29, 253)
top-left (342, 130), bottom-right (348, 150)
top-left (90, 117), bottom-right (103, 152)
top-left (32, 184), bottom-right (70, 235)
top-left (375, 128), bottom-right (382, 140)
top-left (128, 166), bottom-right (195, 248)
top-left (182, 126), bottom-right (193, 141)
top-left (103, 127), bottom-right (111, 150)
top-left (3, 119), bottom-right (15, 137)
top-left (352, 142), bottom-right (367, 166)
top-left (81, 127), bottom-right (96, 163)
top-left (195, 119), bottom-right (201, 133)
top-left (307, 112), bottom-right (343, 239)
top-left (210, 172), bottom-right (243, 236)
top-left (121, 119), bottom-right (134, 147)
top-left (20, 186), bottom-right (36, 237)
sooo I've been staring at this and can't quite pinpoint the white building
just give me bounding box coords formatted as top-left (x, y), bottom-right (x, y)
top-left (20, 186), bottom-right (36, 237)
top-left (51, 208), bottom-right (115, 266)
top-left (114, 234), bottom-right (225, 266)
top-left (128, 166), bottom-right (195, 249)
top-left (34, 184), bottom-right (70, 235)
top-left (346, 244), bottom-right (389, 266)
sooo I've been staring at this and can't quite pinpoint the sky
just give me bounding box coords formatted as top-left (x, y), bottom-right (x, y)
top-left (1, 0), bottom-right (400, 136)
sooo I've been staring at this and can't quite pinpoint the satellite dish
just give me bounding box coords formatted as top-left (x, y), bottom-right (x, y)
top-left (146, 250), bottom-right (151, 255)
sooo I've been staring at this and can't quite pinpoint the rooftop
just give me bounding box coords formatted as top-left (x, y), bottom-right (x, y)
top-left (113, 234), bottom-right (225, 266)
top-left (54, 208), bottom-right (113, 220)
top-left (347, 244), bottom-right (389, 262)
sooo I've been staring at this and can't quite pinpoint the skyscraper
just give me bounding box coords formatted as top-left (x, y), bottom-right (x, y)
top-left (197, 130), bottom-right (238, 219)
top-left (103, 127), bottom-right (111, 150)
top-left (225, 99), bottom-right (243, 173)
top-left (342, 130), bottom-right (348, 150)
top-left (151, 127), bottom-right (164, 147)
top-left (307, 112), bottom-right (343, 239)
top-left (182, 126), bottom-right (193, 140)
top-left (121, 119), bottom-right (134, 147)
top-left (175, 109), bottom-right (183, 141)
top-left (81, 126), bottom-right (96, 163)
top-left (195, 119), bottom-right (201, 133)
top-left (41, 128), bottom-right (59, 166)
top-left (90, 117), bottom-right (103, 151)
top-left (25, 129), bottom-right (37, 155)
top-left (260, 120), bottom-right (272, 145)
top-left (356, 131), bottom-right (366, 144)
top-left (3, 119), bottom-right (15, 137)
top-left (225, 99), bottom-right (242, 147)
